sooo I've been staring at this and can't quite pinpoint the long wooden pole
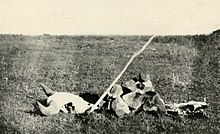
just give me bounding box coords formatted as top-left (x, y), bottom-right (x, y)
top-left (90, 35), bottom-right (156, 112)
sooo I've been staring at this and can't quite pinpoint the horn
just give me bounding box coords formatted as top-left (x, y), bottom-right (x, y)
top-left (40, 83), bottom-right (54, 96)
top-left (37, 101), bottom-right (60, 116)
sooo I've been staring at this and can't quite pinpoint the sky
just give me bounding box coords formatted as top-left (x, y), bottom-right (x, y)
top-left (0, 0), bottom-right (220, 35)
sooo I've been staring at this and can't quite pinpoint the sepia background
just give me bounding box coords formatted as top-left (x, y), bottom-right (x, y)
top-left (0, 0), bottom-right (220, 35)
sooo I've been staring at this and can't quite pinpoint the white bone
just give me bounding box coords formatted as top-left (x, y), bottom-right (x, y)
top-left (38, 92), bottom-right (91, 115)
top-left (111, 97), bottom-right (130, 117)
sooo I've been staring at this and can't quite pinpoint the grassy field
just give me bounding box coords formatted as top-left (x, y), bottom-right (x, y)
top-left (0, 34), bottom-right (219, 133)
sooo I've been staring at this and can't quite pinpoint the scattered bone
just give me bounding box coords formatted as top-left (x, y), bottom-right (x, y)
top-left (108, 84), bottom-right (123, 98)
top-left (142, 91), bottom-right (166, 114)
top-left (111, 96), bottom-right (130, 117)
top-left (143, 75), bottom-right (153, 88)
top-left (122, 90), bottom-right (144, 110)
top-left (166, 101), bottom-right (208, 117)
top-left (122, 80), bottom-right (136, 91)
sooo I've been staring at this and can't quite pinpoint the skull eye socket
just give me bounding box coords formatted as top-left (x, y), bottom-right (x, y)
top-left (65, 102), bottom-right (75, 113)
top-left (136, 83), bottom-right (145, 90)
top-left (67, 102), bottom-right (73, 107)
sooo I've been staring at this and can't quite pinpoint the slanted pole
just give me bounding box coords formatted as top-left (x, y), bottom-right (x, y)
top-left (90, 35), bottom-right (156, 112)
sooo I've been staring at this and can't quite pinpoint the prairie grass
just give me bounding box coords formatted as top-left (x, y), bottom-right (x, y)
top-left (0, 35), bottom-right (219, 133)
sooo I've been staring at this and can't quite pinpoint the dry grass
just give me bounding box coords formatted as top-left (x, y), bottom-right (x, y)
top-left (0, 35), bottom-right (219, 133)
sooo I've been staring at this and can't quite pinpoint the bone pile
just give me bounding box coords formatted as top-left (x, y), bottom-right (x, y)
top-left (103, 74), bottom-right (208, 118)
top-left (165, 101), bottom-right (208, 118)
top-left (37, 74), bottom-right (208, 119)
top-left (105, 74), bottom-right (166, 117)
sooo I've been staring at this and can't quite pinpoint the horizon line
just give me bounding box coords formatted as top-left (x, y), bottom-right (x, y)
top-left (0, 32), bottom-right (213, 37)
